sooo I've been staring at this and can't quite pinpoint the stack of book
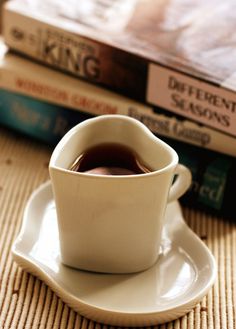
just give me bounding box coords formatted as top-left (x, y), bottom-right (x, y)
top-left (1, 0), bottom-right (236, 219)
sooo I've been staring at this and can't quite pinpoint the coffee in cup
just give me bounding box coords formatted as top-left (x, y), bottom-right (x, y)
top-left (69, 142), bottom-right (151, 175)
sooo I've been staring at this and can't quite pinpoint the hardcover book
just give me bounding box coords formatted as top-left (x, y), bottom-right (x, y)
top-left (1, 40), bottom-right (236, 157)
top-left (2, 0), bottom-right (236, 136)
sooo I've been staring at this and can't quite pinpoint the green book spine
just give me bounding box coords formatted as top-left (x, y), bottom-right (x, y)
top-left (163, 138), bottom-right (236, 220)
top-left (0, 89), bottom-right (93, 144)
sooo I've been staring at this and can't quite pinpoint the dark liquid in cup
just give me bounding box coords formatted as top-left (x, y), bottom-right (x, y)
top-left (69, 143), bottom-right (151, 175)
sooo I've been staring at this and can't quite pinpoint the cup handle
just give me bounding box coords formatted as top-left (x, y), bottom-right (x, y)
top-left (168, 164), bottom-right (192, 203)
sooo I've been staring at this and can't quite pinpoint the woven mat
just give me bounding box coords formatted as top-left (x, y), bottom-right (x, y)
top-left (0, 127), bottom-right (235, 329)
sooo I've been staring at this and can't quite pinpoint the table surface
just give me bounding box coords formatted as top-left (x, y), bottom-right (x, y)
top-left (0, 127), bottom-right (235, 329)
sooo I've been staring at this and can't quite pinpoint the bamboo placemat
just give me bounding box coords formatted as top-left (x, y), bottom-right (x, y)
top-left (0, 126), bottom-right (235, 329)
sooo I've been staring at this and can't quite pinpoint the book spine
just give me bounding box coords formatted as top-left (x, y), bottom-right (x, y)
top-left (1, 88), bottom-right (234, 219)
top-left (0, 89), bottom-right (93, 144)
top-left (2, 2), bottom-right (147, 102)
top-left (3, 2), bottom-right (236, 137)
top-left (1, 54), bottom-right (236, 157)
top-left (164, 138), bottom-right (236, 220)
top-left (128, 108), bottom-right (236, 158)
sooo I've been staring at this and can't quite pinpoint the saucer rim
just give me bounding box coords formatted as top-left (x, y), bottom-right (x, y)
top-left (11, 180), bottom-right (217, 326)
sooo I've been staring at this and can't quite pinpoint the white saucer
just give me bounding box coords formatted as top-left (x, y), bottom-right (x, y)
top-left (12, 181), bottom-right (216, 327)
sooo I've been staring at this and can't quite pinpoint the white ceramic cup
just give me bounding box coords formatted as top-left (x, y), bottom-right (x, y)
top-left (49, 115), bottom-right (191, 273)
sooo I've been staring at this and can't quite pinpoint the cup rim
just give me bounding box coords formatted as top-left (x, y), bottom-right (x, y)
top-left (49, 115), bottom-right (179, 178)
